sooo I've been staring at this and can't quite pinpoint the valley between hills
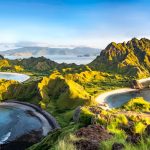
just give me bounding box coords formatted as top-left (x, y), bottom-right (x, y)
top-left (1, 38), bottom-right (150, 150)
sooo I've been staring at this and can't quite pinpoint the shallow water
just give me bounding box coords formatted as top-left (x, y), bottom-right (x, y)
top-left (0, 105), bottom-right (47, 144)
top-left (105, 89), bottom-right (150, 108)
top-left (0, 72), bottom-right (29, 82)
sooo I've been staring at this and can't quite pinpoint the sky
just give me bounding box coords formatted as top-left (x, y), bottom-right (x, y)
top-left (0, 0), bottom-right (149, 48)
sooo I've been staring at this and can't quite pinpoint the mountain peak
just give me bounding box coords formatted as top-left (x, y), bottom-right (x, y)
top-left (131, 37), bottom-right (138, 41)
top-left (90, 37), bottom-right (150, 78)
top-left (105, 42), bottom-right (118, 50)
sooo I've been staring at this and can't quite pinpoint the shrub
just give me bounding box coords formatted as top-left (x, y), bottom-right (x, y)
top-left (134, 122), bottom-right (146, 134)
top-left (79, 107), bottom-right (94, 125)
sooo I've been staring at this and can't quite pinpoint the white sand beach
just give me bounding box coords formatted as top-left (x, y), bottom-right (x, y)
top-left (0, 72), bottom-right (30, 82)
top-left (138, 77), bottom-right (150, 83)
top-left (95, 77), bottom-right (150, 109)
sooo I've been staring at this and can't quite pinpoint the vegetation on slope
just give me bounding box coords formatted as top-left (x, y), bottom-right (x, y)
top-left (9, 56), bottom-right (86, 74)
top-left (28, 97), bottom-right (150, 150)
top-left (121, 97), bottom-right (150, 112)
top-left (38, 71), bottom-right (91, 110)
top-left (65, 70), bottom-right (130, 95)
top-left (0, 79), bottom-right (40, 102)
top-left (9, 56), bottom-right (58, 72)
top-left (0, 58), bottom-right (24, 72)
top-left (90, 38), bottom-right (150, 78)
top-left (1, 38), bottom-right (150, 150)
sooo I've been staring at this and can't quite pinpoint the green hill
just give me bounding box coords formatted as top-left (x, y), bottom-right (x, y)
top-left (9, 56), bottom-right (58, 72)
top-left (0, 54), bottom-right (4, 59)
top-left (9, 56), bottom-right (85, 74)
top-left (121, 97), bottom-right (150, 112)
top-left (38, 71), bottom-right (91, 110)
top-left (0, 79), bottom-right (39, 102)
top-left (90, 38), bottom-right (150, 78)
top-left (0, 71), bottom-right (91, 111)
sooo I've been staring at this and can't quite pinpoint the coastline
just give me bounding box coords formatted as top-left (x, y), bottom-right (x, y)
top-left (138, 77), bottom-right (150, 84)
top-left (95, 77), bottom-right (150, 109)
top-left (5, 100), bottom-right (60, 130)
top-left (0, 72), bottom-right (30, 82)
top-left (0, 101), bottom-right (60, 135)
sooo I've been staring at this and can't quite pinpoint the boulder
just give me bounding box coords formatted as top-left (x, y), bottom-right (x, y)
top-left (89, 106), bottom-right (101, 114)
top-left (126, 133), bottom-right (141, 144)
top-left (112, 143), bottom-right (125, 150)
top-left (73, 106), bottom-right (82, 122)
top-left (119, 121), bottom-right (134, 135)
top-left (74, 139), bottom-right (99, 150)
top-left (131, 80), bottom-right (143, 89)
top-left (145, 124), bottom-right (150, 136)
top-left (76, 125), bottom-right (112, 142)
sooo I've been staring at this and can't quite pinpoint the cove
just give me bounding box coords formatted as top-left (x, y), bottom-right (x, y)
top-left (0, 101), bottom-right (59, 150)
top-left (0, 72), bottom-right (30, 82)
top-left (104, 88), bottom-right (150, 108)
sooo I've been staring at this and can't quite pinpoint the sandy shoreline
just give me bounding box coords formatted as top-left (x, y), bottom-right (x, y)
top-left (95, 77), bottom-right (150, 109)
top-left (138, 77), bottom-right (150, 83)
top-left (95, 88), bottom-right (138, 104)
top-left (0, 72), bottom-right (30, 82)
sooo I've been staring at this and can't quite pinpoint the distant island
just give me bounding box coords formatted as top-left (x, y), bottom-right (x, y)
top-left (0, 46), bottom-right (100, 57)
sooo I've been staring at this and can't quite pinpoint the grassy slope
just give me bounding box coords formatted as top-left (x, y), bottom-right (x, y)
top-left (0, 65), bottom-right (133, 150)
top-left (28, 97), bottom-right (150, 150)
top-left (90, 38), bottom-right (150, 78)
top-left (79, 98), bottom-right (150, 150)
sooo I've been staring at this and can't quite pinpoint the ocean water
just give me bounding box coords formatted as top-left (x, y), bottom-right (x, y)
top-left (0, 106), bottom-right (42, 144)
top-left (0, 72), bottom-right (29, 82)
top-left (5, 55), bottom-right (97, 65)
top-left (105, 89), bottom-right (150, 108)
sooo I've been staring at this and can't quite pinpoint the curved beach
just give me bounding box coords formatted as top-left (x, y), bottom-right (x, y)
top-left (0, 102), bottom-right (51, 136)
top-left (0, 101), bottom-right (60, 149)
top-left (0, 72), bottom-right (30, 82)
top-left (95, 77), bottom-right (150, 109)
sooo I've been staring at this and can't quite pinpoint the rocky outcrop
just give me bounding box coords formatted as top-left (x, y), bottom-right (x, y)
top-left (126, 133), bottom-right (141, 144)
top-left (75, 125), bottom-right (112, 150)
top-left (76, 125), bottom-right (112, 142)
top-left (74, 139), bottom-right (99, 150)
top-left (73, 106), bottom-right (82, 122)
top-left (145, 124), bottom-right (150, 135)
top-left (131, 80), bottom-right (143, 89)
top-left (119, 121), bottom-right (134, 135)
top-left (139, 80), bottom-right (150, 88)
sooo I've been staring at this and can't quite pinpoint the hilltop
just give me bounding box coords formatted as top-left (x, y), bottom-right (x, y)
top-left (90, 38), bottom-right (150, 78)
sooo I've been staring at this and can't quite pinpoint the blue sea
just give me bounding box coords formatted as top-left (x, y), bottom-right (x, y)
top-left (5, 55), bottom-right (97, 65)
